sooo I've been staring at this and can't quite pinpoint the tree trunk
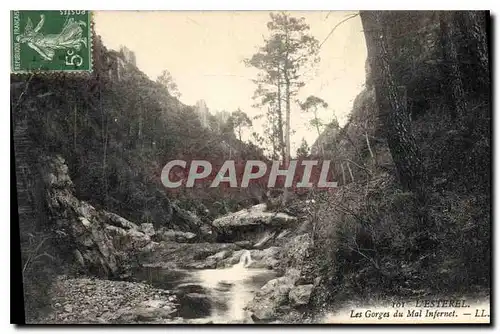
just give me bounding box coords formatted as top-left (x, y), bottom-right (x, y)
top-left (284, 78), bottom-right (291, 167)
top-left (314, 109), bottom-right (324, 156)
top-left (462, 11), bottom-right (490, 89)
top-left (340, 162), bottom-right (347, 185)
top-left (365, 130), bottom-right (374, 160)
top-left (361, 11), bottom-right (426, 195)
top-left (276, 67), bottom-right (286, 160)
top-left (346, 162), bottom-right (355, 182)
top-left (282, 20), bottom-right (292, 206)
top-left (439, 11), bottom-right (468, 119)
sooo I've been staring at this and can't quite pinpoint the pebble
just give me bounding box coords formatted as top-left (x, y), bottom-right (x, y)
top-left (35, 276), bottom-right (177, 324)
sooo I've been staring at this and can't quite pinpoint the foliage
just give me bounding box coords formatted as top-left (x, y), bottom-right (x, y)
top-left (228, 108), bottom-right (252, 142)
top-left (307, 11), bottom-right (490, 310)
top-left (246, 12), bottom-right (320, 162)
top-left (156, 69), bottom-right (181, 98)
top-left (296, 138), bottom-right (310, 159)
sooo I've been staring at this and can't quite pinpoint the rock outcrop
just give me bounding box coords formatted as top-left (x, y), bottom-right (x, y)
top-left (212, 204), bottom-right (298, 244)
top-left (245, 268), bottom-right (301, 322)
top-left (289, 284), bottom-right (314, 307)
top-left (171, 203), bottom-right (214, 241)
top-left (213, 204), bottom-right (297, 229)
top-left (40, 155), bottom-right (224, 277)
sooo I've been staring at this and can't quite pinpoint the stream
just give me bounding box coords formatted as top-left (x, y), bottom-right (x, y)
top-left (132, 251), bottom-right (277, 323)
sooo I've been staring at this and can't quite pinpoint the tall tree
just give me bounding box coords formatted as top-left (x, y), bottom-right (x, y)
top-left (247, 12), bottom-right (319, 203)
top-left (156, 69), bottom-right (181, 98)
top-left (360, 11), bottom-right (426, 196)
top-left (296, 137), bottom-right (310, 159)
top-left (246, 35), bottom-right (286, 160)
top-left (230, 109), bottom-right (253, 142)
top-left (247, 13), bottom-right (319, 160)
top-left (458, 11), bottom-right (490, 91)
top-left (438, 12), bottom-right (468, 119)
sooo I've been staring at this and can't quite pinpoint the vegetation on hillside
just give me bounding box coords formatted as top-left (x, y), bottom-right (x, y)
top-left (307, 11), bottom-right (490, 312)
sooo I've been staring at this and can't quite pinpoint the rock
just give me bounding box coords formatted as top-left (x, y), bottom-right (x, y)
top-left (212, 204), bottom-right (297, 245)
top-left (248, 247), bottom-right (282, 269)
top-left (101, 211), bottom-right (138, 230)
top-left (217, 247), bottom-right (282, 269)
top-left (126, 229), bottom-right (151, 249)
top-left (212, 204), bottom-right (297, 229)
top-left (171, 204), bottom-right (213, 239)
top-left (139, 241), bottom-right (158, 253)
top-left (185, 260), bottom-right (216, 269)
top-left (253, 230), bottom-right (276, 249)
top-left (79, 217), bottom-right (92, 228)
top-left (39, 276), bottom-right (179, 324)
top-left (246, 268), bottom-right (301, 321)
top-left (41, 156), bottom-right (160, 277)
top-left (73, 249), bottom-right (85, 267)
top-left (104, 225), bottom-right (128, 249)
top-left (206, 250), bottom-right (230, 262)
top-left (115, 307), bottom-right (176, 322)
top-left (283, 234), bottom-right (311, 268)
top-left (246, 276), bottom-right (295, 321)
top-left (139, 242), bottom-right (239, 269)
top-left (42, 155), bottom-right (73, 189)
top-left (295, 276), bottom-right (313, 285)
top-left (288, 284), bottom-right (314, 307)
top-left (139, 223), bottom-right (155, 237)
top-left (140, 299), bottom-right (168, 308)
top-left (276, 229), bottom-right (291, 240)
top-left (156, 229), bottom-right (197, 243)
top-left (235, 240), bottom-right (253, 249)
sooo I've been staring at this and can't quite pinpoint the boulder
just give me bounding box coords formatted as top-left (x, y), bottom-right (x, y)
top-left (101, 211), bottom-right (138, 230)
top-left (234, 240), bottom-right (253, 249)
top-left (212, 204), bottom-right (297, 229)
top-left (138, 242), bottom-right (239, 269)
top-left (41, 156), bottom-right (157, 278)
top-left (125, 229), bottom-right (151, 250)
top-left (171, 204), bottom-right (213, 239)
top-left (247, 247), bottom-right (281, 269)
top-left (155, 228), bottom-right (197, 243)
top-left (253, 230), bottom-right (277, 249)
top-left (288, 284), bottom-right (314, 307)
top-left (246, 268), bottom-right (301, 321)
top-left (114, 306), bottom-right (176, 322)
top-left (206, 250), bottom-right (231, 262)
top-left (283, 234), bottom-right (311, 268)
top-left (217, 247), bottom-right (282, 269)
top-left (42, 155), bottom-right (73, 189)
top-left (246, 276), bottom-right (295, 321)
top-left (139, 223), bottom-right (155, 237)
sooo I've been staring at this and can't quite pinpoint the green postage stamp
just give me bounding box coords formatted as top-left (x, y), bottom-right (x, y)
top-left (11, 10), bottom-right (92, 73)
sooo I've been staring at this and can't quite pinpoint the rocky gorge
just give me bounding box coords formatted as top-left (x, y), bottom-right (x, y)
top-left (32, 155), bottom-right (318, 324)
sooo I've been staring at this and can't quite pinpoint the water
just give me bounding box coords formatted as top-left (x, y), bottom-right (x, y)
top-left (133, 251), bottom-right (276, 323)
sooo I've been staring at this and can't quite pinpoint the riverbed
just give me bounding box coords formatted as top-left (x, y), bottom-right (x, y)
top-left (132, 261), bottom-right (277, 323)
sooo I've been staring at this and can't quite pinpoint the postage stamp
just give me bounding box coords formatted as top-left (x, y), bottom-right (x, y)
top-left (11, 10), bottom-right (92, 73)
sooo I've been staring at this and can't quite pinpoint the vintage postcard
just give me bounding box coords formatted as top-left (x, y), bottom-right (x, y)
top-left (11, 10), bottom-right (491, 325)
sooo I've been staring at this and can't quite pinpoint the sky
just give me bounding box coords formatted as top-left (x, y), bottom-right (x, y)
top-left (93, 11), bottom-right (367, 153)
